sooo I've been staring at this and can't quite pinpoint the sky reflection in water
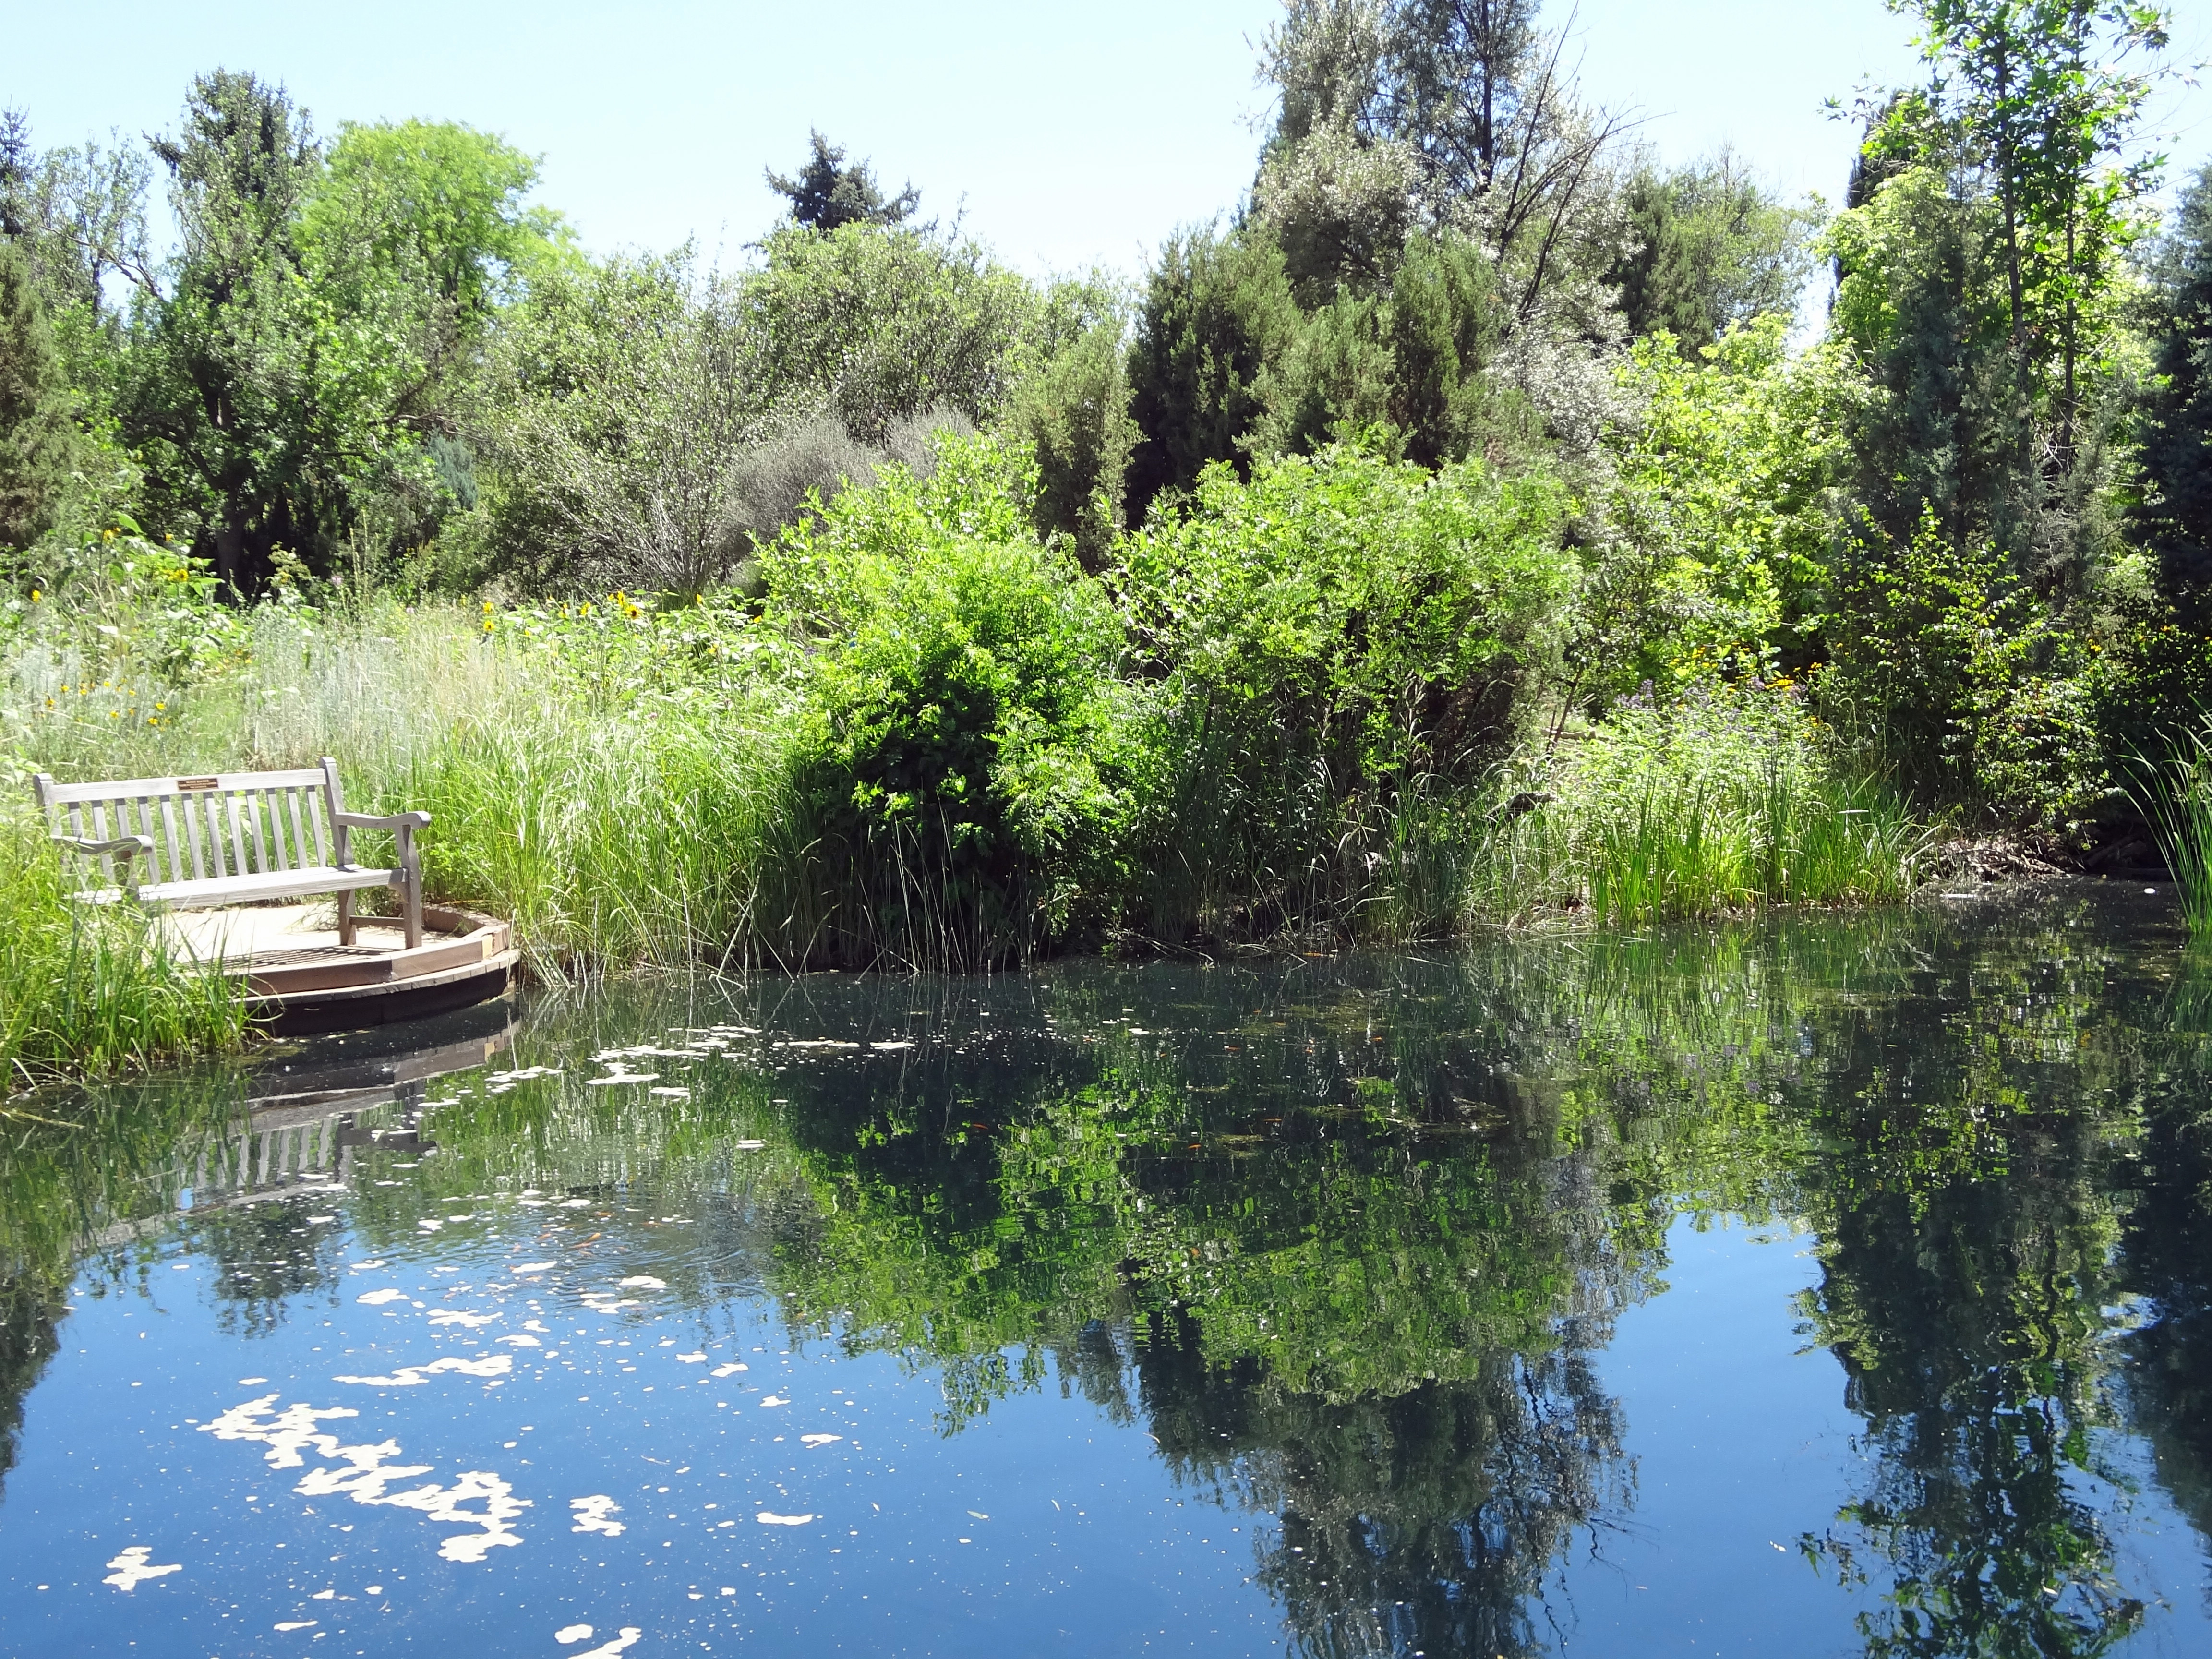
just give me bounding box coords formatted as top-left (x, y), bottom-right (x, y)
top-left (3, 884), bottom-right (2212, 1657)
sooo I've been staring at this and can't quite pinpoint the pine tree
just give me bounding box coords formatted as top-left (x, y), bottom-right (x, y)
top-left (0, 239), bottom-right (80, 552)
top-left (2140, 165), bottom-right (2212, 616)
top-left (765, 132), bottom-right (918, 232)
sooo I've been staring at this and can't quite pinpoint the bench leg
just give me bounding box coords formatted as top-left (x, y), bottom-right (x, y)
top-left (337, 889), bottom-right (355, 947)
top-left (399, 832), bottom-right (423, 951)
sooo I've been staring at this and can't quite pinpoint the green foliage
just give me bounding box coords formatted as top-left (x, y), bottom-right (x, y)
top-left (2138, 162), bottom-right (2212, 621)
top-left (1602, 319), bottom-right (1857, 692)
top-left (1124, 224), bottom-right (1301, 517)
top-left (121, 77), bottom-right (558, 593)
top-left (764, 130), bottom-right (919, 232)
top-left (466, 251), bottom-right (755, 594)
top-left (0, 241), bottom-right (81, 552)
top-left (1127, 221), bottom-right (1519, 523)
top-left (1608, 152), bottom-right (1824, 351)
top-left (0, 810), bottom-right (246, 1079)
top-left (1006, 310), bottom-right (1135, 569)
top-left (743, 222), bottom-right (1042, 444)
top-left (1822, 505), bottom-right (2110, 819)
top-left (306, 119), bottom-right (570, 322)
top-left (766, 433), bottom-right (1133, 966)
top-left (1480, 679), bottom-right (1925, 923)
top-left (1114, 442), bottom-right (1569, 936)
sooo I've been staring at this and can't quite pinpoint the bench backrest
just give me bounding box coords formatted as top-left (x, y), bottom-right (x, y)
top-left (33, 758), bottom-right (350, 888)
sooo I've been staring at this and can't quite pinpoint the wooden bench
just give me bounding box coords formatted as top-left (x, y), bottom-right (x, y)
top-left (32, 758), bottom-right (431, 950)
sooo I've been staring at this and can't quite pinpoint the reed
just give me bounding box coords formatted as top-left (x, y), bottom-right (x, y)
top-left (0, 808), bottom-right (251, 1081)
top-left (2130, 730), bottom-right (2212, 933)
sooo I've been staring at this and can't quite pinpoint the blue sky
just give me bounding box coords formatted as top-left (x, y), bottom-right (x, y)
top-left (7, 0), bottom-right (2210, 277)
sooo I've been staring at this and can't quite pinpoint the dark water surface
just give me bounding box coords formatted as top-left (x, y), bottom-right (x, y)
top-left (4, 884), bottom-right (2212, 1658)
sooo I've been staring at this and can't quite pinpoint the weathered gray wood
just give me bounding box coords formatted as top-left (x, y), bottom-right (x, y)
top-left (34, 759), bottom-right (432, 945)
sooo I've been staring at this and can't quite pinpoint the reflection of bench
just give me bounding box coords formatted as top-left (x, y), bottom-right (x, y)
top-left (32, 757), bottom-right (430, 950)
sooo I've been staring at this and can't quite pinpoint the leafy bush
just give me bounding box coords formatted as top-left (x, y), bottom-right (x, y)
top-left (1112, 442), bottom-right (1571, 938)
top-left (764, 433), bottom-right (1134, 967)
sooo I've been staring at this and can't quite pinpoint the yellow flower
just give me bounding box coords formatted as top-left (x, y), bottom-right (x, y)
top-left (28, 589), bottom-right (39, 602)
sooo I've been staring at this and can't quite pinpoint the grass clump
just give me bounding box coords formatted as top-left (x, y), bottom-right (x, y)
top-left (0, 809), bottom-right (250, 1081)
top-left (1473, 680), bottom-right (1926, 926)
top-left (2131, 728), bottom-right (2212, 933)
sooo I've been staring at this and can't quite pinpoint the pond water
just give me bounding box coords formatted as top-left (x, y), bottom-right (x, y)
top-left (3, 884), bottom-right (2212, 1657)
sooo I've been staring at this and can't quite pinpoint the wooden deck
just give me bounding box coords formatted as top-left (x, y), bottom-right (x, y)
top-left (167, 902), bottom-right (519, 1034)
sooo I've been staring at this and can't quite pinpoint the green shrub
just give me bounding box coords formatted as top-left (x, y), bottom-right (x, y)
top-left (764, 433), bottom-right (1135, 968)
top-left (1112, 442), bottom-right (1571, 939)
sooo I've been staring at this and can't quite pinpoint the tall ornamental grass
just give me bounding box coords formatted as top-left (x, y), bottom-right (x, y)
top-left (2131, 729), bottom-right (2212, 933)
top-left (10, 592), bottom-right (804, 983)
top-left (1468, 681), bottom-right (1926, 926)
top-left (0, 808), bottom-right (250, 1080)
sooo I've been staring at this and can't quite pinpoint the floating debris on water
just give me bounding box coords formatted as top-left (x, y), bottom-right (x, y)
top-left (332, 1354), bottom-right (512, 1387)
top-left (102, 1547), bottom-right (180, 1591)
top-left (570, 1496), bottom-right (625, 1537)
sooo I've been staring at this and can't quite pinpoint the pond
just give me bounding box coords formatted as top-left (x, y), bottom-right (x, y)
top-left (2, 883), bottom-right (2210, 1658)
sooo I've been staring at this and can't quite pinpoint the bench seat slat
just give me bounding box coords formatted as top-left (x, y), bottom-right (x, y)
top-left (71, 866), bottom-right (406, 909)
top-left (37, 768), bottom-right (330, 804)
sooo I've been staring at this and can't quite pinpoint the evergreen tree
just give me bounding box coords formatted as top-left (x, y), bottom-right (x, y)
top-left (125, 70), bottom-right (323, 591)
top-left (0, 240), bottom-right (80, 552)
top-left (766, 131), bottom-right (918, 231)
top-left (2140, 163), bottom-right (2212, 616)
top-left (1124, 225), bottom-right (1300, 519)
top-left (1607, 153), bottom-right (1821, 353)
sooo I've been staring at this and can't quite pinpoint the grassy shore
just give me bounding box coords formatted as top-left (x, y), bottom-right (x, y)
top-left (1, 445), bottom-right (1937, 1079)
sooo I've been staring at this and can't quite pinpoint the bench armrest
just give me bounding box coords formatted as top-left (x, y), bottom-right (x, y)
top-left (334, 811), bottom-right (431, 831)
top-left (51, 832), bottom-right (155, 860)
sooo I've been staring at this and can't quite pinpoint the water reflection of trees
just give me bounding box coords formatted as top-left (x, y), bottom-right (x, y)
top-left (6, 890), bottom-right (2212, 1649)
top-left (1137, 1309), bottom-right (1625, 1659)
top-left (1789, 901), bottom-right (2173, 1658)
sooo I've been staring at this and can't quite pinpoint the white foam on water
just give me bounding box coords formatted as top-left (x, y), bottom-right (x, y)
top-left (426, 1310), bottom-right (499, 1328)
top-left (499, 1334), bottom-right (541, 1346)
top-left (759, 1395), bottom-right (787, 1407)
top-left (201, 1397), bottom-right (528, 1562)
top-left (616, 1276), bottom-right (665, 1290)
top-left (756, 1511), bottom-right (813, 1525)
top-left (675, 1352), bottom-right (706, 1363)
top-left (101, 1546), bottom-right (180, 1591)
top-left (575, 1629), bottom-right (642, 1658)
top-left (570, 1495), bottom-right (625, 1537)
top-left (512, 1262), bottom-right (554, 1274)
top-left (356, 1289), bottom-right (407, 1305)
top-left (800, 1434), bottom-right (842, 1447)
top-left (711, 1363), bottom-right (747, 1377)
top-left (555, 1625), bottom-right (593, 1644)
top-left (333, 1354), bottom-right (512, 1387)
